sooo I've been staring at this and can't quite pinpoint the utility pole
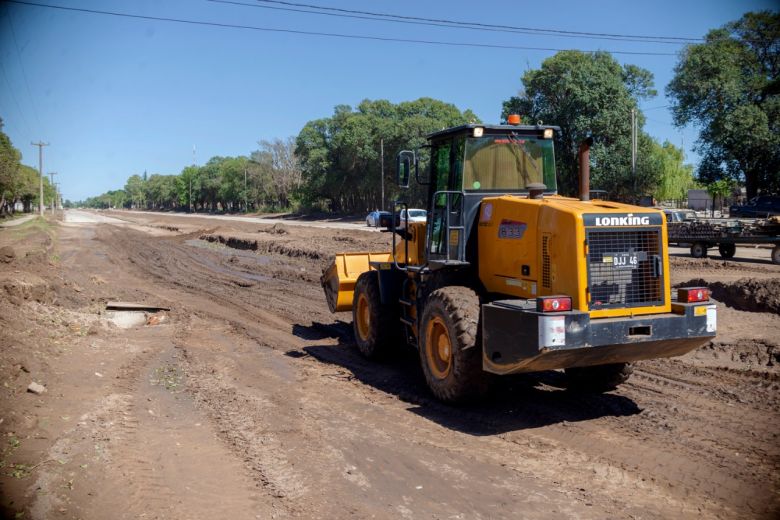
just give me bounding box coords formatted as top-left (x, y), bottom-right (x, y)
top-left (244, 166), bottom-right (248, 213)
top-left (189, 176), bottom-right (193, 213)
top-left (630, 109), bottom-right (637, 194)
top-left (48, 172), bottom-right (57, 210)
top-left (31, 141), bottom-right (49, 215)
top-left (54, 182), bottom-right (61, 213)
top-left (380, 138), bottom-right (385, 211)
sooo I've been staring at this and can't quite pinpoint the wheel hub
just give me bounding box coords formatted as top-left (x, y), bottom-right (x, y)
top-left (426, 317), bottom-right (452, 379)
top-left (356, 294), bottom-right (370, 340)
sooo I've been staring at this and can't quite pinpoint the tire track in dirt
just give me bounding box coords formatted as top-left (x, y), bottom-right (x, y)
top-left (89, 221), bottom-right (780, 519)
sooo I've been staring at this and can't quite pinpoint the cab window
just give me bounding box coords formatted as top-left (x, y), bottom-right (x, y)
top-left (463, 135), bottom-right (556, 191)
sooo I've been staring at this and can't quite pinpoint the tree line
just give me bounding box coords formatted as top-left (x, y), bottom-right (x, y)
top-left (9, 11), bottom-right (777, 215)
top-left (0, 119), bottom-right (57, 216)
top-left (75, 138), bottom-right (301, 212)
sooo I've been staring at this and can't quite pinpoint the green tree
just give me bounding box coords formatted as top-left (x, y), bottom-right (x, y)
top-left (177, 166), bottom-right (201, 211)
top-left (296, 98), bottom-right (479, 213)
top-left (501, 51), bottom-right (658, 199)
top-left (706, 178), bottom-right (735, 214)
top-left (667, 11), bottom-right (780, 199)
top-left (124, 174), bottom-right (146, 209)
top-left (647, 140), bottom-right (696, 201)
top-left (0, 118), bottom-right (22, 215)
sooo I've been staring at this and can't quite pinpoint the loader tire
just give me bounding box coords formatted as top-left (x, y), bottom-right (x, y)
top-left (352, 271), bottom-right (398, 359)
top-left (419, 286), bottom-right (488, 403)
top-left (565, 362), bottom-right (634, 393)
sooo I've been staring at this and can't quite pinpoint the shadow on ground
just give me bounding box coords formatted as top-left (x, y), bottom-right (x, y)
top-left (294, 322), bottom-right (641, 436)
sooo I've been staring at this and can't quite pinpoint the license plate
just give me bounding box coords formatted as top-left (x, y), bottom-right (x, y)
top-left (612, 253), bottom-right (638, 269)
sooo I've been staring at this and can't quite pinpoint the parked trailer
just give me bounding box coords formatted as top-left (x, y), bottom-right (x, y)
top-left (667, 218), bottom-right (780, 264)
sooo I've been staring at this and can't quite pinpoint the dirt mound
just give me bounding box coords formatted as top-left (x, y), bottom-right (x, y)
top-left (670, 256), bottom-right (776, 273)
top-left (0, 246), bottom-right (15, 263)
top-left (677, 277), bottom-right (780, 314)
top-left (201, 233), bottom-right (324, 260)
top-left (0, 272), bottom-right (52, 304)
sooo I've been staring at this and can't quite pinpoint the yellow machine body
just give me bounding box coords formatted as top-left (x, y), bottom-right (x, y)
top-left (320, 121), bottom-right (715, 387)
top-left (477, 195), bottom-right (671, 318)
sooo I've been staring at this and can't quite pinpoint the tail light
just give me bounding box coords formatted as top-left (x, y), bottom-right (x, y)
top-left (678, 287), bottom-right (710, 303)
top-left (537, 296), bottom-right (572, 312)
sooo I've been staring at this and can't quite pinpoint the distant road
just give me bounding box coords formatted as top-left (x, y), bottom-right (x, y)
top-left (64, 210), bottom-right (129, 224)
top-left (99, 209), bottom-right (378, 231)
top-left (0, 214), bottom-right (37, 228)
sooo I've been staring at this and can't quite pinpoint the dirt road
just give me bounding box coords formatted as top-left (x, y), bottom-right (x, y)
top-left (1, 211), bottom-right (778, 519)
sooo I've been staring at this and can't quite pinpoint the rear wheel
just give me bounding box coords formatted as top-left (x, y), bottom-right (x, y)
top-left (352, 271), bottom-right (398, 359)
top-left (565, 362), bottom-right (634, 393)
top-left (690, 242), bottom-right (708, 258)
top-left (718, 243), bottom-right (736, 259)
top-left (419, 286), bottom-right (488, 403)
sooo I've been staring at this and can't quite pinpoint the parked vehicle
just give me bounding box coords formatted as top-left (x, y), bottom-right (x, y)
top-left (662, 208), bottom-right (697, 223)
top-left (366, 210), bottom-right (392, 227)
top-left (729, 195), bottom-right (780, 218)
top-left (398, 208), bottom-right (427, 228)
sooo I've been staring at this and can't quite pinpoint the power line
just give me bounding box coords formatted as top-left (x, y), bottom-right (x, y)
top-left (210, 0), bottom-right (689, 45)
top-left (6, 1), bottom-right (677, 56)
top-left (4, 5), bottom-right (43, 132)
top-left (250, 0), bottom-right (705, 43)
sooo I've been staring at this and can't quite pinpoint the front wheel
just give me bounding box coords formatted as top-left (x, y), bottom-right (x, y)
top-left (772, 245), bottom-right (780, 265)
top-left (565, 363), bottom-right (634, 393)
top-left (419, 286), bottom-right (488, 403)
top-left (352, 271), bottom-right (398, 359)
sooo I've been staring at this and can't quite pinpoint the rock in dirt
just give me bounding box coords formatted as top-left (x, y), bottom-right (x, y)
top-left (0, 246), bottom-right (15, 263)
top-left (27, 382), bottom-right (47, 395)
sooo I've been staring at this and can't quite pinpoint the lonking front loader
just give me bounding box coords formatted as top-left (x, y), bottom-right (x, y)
top-left (322, 117), bottom-right (717, 402)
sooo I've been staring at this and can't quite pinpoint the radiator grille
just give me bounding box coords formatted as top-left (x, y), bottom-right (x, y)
top-left (586, 229), bottom-right (663, 309)
top-left (541, 234), bottom-right (551, 288)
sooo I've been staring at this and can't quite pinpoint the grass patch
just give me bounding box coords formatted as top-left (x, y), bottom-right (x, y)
top-left (6, 463), bottom-right (31, 479)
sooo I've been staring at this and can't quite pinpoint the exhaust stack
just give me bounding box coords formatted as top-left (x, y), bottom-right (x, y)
top-left (578, 137), bottom-right (593, 201)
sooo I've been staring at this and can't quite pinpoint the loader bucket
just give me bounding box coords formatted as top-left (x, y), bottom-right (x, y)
top-left (321, 252), bottom-right (393, 312)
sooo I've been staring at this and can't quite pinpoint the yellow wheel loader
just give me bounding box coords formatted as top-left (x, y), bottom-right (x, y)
top-left (322, 118), bottom-right (717, 402)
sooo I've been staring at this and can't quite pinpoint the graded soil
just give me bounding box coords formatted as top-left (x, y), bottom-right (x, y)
top-left (0, 210), bottom-right (778, 519)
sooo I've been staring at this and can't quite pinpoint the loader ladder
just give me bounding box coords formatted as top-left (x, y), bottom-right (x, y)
top-left (428, 190), bottom-right (468, 266)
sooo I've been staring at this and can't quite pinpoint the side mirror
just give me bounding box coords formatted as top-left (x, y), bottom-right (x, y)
top-left (396, 150), bottom-right (415, 189)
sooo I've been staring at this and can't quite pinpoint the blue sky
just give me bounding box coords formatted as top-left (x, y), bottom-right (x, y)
top-left (0, 0), bottom-right (775, 201)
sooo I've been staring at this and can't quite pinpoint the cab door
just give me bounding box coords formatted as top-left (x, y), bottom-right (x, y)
top-left (427, 137), bottom-right (465, 263)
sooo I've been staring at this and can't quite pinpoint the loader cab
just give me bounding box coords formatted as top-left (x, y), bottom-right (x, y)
top-left (417, 123), bottom-right (559, 267)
